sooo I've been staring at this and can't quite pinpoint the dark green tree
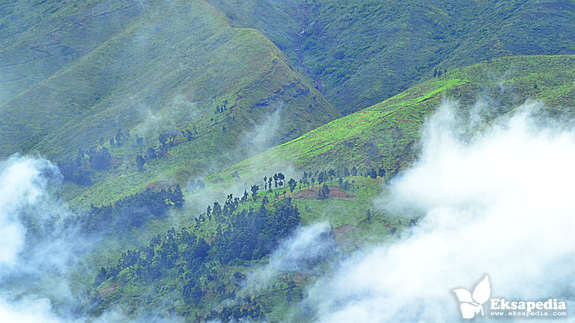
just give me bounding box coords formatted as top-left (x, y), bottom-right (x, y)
top-left (288, 178), bottom-right (297, 193)
top-left (343, 167), bottom-right (350, 177)
top-left (115, 129), bottom-right (124, 146)
top-left (146, 147), bottom-right (157, 160)
top-left (368, 168), bottom-right (377, 179)
top-left (251, 185), bottom-right (259, 201)
top-left (193, 238), bottom-right (210, 261)
top-left (378, 167), bottom-right (386, 178)
top-left (185, 129), bottom-right (193, 141)
top-left (171, 184), bottom-right (184, 206)
top-left (318, 183), bottom-right (330, 199)
top-left (136, 155), bottom-right (146, 172)
top-left (92, 147), bottom-right (112, 171)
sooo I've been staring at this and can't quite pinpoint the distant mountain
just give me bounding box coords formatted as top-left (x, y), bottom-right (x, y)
top-left (5, 1), bottom-right (575, 161)
top-left (209, 0), bottom-right (575, 115)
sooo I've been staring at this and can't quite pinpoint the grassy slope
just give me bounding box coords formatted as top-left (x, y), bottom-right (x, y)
top-left (206, 0), bottom-right (301, 63)
top-left (131, 55), bottom-right (574, 319)
top-left (0, 0), bottom-right (342, 206)
top-left (291, 0), bottom-right (575, 114)
top-left (3, 2), bottom-right (575, 320)
top-left (88, 174), bottom-right (401, 321)
top-left (0, 0), bottom-right (340, 158)
top-left (4, 0), bottom-right (575, 208)
top-left (210, 55), bottom-right (575, 185)
top-left (70, 52), bottom-right (575, 323)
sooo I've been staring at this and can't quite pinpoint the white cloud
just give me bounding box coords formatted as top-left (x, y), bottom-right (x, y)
top-left (241, 106), bottom-right (283, 155)
top-left (0, 156), bottom-right (56, 268)
top-left (241, 222), bottom-right (335, 296)
top-left (304, 100), bottom-right (575, 321)
top-left (0, 297), bottom-right (60, 323)
top-left (0, 155), bottom-right (187, 322)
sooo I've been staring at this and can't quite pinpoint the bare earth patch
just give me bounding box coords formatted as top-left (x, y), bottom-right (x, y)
top-left (146, 181), bottom-right (176, 192)
top-left (289, 186), bottom-right (356, 200)
top-left (100, 283), bottom-right (120, 298)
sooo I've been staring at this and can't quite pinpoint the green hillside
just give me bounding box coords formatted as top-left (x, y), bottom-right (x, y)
top-left (195, 1), bottom-right (575, 116)
top-left (4, 0), bottom-right (575, 208)
top-left (211, 55), bottom-right (575, 185)
top-left (4, 0), bottom-right (575, 159)
top-left (84, 172), bottom-right (399, 321)
top-left (291, 0), bottom-right (575, 114)
top-left (0, 0), bottom-right (343, 206)
top-left (3, 1), bottom-right (575, 321)
top-left (0, 0), bottom-right (339, 162)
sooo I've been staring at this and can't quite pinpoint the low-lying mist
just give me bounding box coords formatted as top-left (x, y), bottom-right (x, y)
top-left (0, 155), bottom-right (85, 321)
top-left (287, 100), bottom-right (575, 321)
top-left (4, 97), bottom-right (575, 322)
top-left (0, 156), bottom-right (175, 322)
top-left (184, 106), bottom-right (298, 216)
top-left (239, 222), bottom-right (337, 297)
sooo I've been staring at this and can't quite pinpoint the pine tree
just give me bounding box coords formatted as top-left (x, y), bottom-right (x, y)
top-left (288, 178), bottom-right (297, 193)
top-left (136, 155), bottom-right (146, 172)
top-left (251, 185), bottom-right (259, 201)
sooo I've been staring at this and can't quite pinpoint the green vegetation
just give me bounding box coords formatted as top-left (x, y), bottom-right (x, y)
top-left (0, 0), bottom-right (340, 206)
top-left (90, 196), bottom-right (300, 319)
top-left (73, 54), bottom-right (575, 321)
top-left (3, 0), bottom-right (575, 321)
top-left (291, 0), bottom-right (575, 114)
top-left (4, 0), bottom-right (575, 208)
top-left (213, 55), bottom-right (575, 184)
top-left (86, 168), bottom-right (405, 321)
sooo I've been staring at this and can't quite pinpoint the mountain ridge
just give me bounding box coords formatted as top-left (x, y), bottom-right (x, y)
top-left (208, 54), bottom-right (575, 186)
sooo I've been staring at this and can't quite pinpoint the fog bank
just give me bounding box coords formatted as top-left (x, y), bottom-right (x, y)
top-left (303, 100), bottom-right (575, 321)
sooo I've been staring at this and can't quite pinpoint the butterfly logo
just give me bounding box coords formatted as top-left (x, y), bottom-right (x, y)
top-left (453, 275), bottom-right (491, 319)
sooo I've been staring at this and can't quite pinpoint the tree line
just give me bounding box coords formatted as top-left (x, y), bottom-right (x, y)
top-left (81, 185), bottom-right (184, 234)
top-left (57, 126), bottom-right (199, 184)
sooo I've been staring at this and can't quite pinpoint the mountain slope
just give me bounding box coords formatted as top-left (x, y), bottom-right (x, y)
top-left (291, 0), bottom-right (575, 114)
top-left (4, 0), bottom-right (575, 161)
top-left (0, 0), bottom-right (343, 207)
top-left (210, 55), bottom-right (575, 184)
top-left (0, 0), bottom-right (340, 159)
top-left (86, 55), bottom-right (575, 322)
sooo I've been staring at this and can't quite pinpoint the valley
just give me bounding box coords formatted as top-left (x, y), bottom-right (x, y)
top-left (1, 0), bottom-right (575, 321)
